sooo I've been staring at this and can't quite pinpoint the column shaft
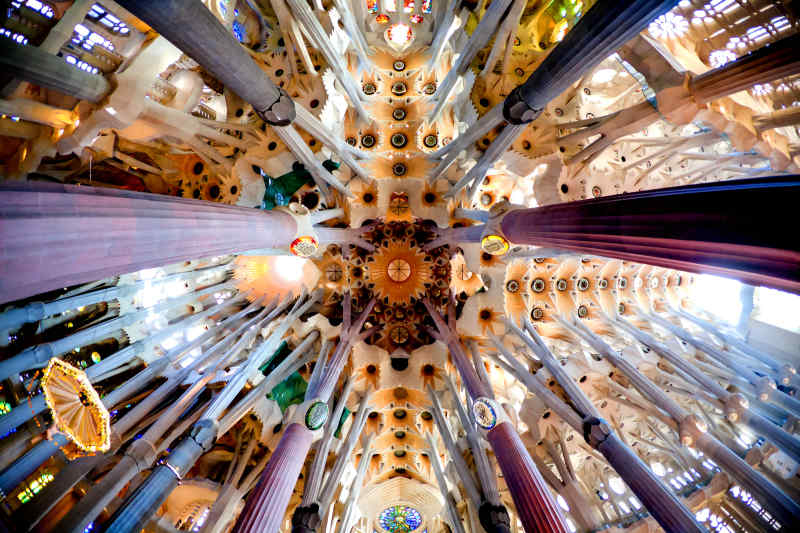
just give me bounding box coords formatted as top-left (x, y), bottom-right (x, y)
top-left (486, 423), bottom-right (569, 533)
top-left (114, 0), bottom-right (293, 124)
top-left (0, 434), bottom-right (68, 498)
top-left (0, 395), bottom-right (47, 439)
top-left (231, 423), bottom-right (314, 533)
top-left (0, 38), bottom-right (110, 102)
top-left (596, 433), bottom-right (703, 532)
top-left (0, 183), bottom-right (297, 304)
top-left (103, 435), bottom-right (205, 532)
top-left (500, 176), bottom-right (800, 292)
top-left (505, 0), bottom-right (678, 121)
top-left (693, 432), bottom-right (800, 526)
top-left (690, 34), bottom-right (800, 104)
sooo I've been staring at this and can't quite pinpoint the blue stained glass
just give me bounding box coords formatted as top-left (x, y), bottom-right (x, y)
top-left (379, 506), bottom-right (422, 532)
top-left (232, 20), bottom-right (246, 42)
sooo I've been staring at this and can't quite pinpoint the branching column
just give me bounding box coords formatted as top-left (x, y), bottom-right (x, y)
top-left (424, 300), bottom-right (570, 533)
top-left (114, 0), bottom-right (294, 125)
top-left (103, 296), bottom-right (318, 532)
top-left (561, 316), bottom-right (800, 526)
top-left (501, 319), bottom-right (705, 533)
top-left (231, 294), bottom-right (376, 533)
top-left (0, 183), bottom-right (298, 304)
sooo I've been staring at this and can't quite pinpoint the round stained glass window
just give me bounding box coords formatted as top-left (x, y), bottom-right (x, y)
top-left (379, 506), bottom-right (422, 532)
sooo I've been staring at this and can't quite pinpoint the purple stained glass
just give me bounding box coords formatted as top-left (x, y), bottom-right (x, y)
top-left (379, 506), bottom-right (422, 532)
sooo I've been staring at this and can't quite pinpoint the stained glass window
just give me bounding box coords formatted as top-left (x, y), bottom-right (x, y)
top-left (367, 0), bottom-right (379, 14)
top-left (87, 3), bottom-right (130, 35)
top-left (403, 0), bottom-right (414, 13)
top-left (232, 20), bottom-right (246, 42)
top-left (17, 471), bottom-right (54, 503)
top-left (379, 506), bottom-right (422, 532)
top-left (387, 23), bottom-right (412, 46)
top-left (422, 0), bottom-right (431, 13)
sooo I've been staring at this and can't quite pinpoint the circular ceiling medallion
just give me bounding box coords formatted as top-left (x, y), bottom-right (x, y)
top-left (290, 236), bottom-right (318, 257)
top-left (379, 505), bottom-right (422, 532)
top-left (387, 258), bottom-right (412, 282)
top-left (473, 397), bottom-right (498, 430)
top-left (480, 234), bottom-right (509, 256)
top-left (305, 401), bottom-right (329, 431)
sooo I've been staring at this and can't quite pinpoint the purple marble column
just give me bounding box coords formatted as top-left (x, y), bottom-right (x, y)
top-left (231, 423), bottom-right (314, 533)
top-left (0, 183), bottom-right (297, 304)
top-left (499, 176), bottom-right (800, 293)
top-left (486, 422), bottom-right (570, 533)
top-left (425, 301), bottom-right (569, 533)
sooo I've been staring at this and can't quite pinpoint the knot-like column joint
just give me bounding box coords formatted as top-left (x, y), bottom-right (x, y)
top-left (779, 364), bottom-right (796, 386)
top-left (582, 416), bottom-right (611, 448)
top-left (291, 503), bottom-right (321, 533)
top-left (502, 87), bottom-right (543, 125)
top-left (190, 419), bottom-right (219, 452)
top-left (257, 87), bottom-right (297, 126)
top-left (724, 393), bottom-right (749, 423)
top-left (678, 414), bottom-right (708, 447)
top-left (478, 501), bottom-right (512, 533)
top-left (755, 377), bottom-right (777, 402)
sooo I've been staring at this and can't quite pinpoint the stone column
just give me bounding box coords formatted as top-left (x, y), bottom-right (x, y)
top-left (485, 423), bottom-right (569, 533)
top-left (103, 421), bottom-right (218, 532)
top-left (425, 304), bottom-right (570, 533)
top-left (754, 106), bottom-right (800, 133)
top-left (503, 0), bottom-right (678, 124)
top-left (0, 433), bottom-right (68, 499)
top-left (0, 182), bottom-right (298, 304)
top-left (100, 300), bottom-right (317, 533)
top-left (504, 319), bottom-right (704, 533)
top-left (673, 307), bottom-right (800, 392)
top-left (231, 423), bottom-right (315, 533)
top-left (568, 317), bottom-right (800, 526)
top-left (0, 38), bottom-right (110, 103)
top-left (237, 297), bottom-right (374, 533)
top-left (689, 34), bottom-right (800, 105)
top-left (0, 281), bottom-right (233, 381)
top-left (115, 0), bottom-right (294, 125)
top-left (499, 176), bottom-right (800, 293)
top-left (620, 315), bottom-right (800, 464)
top-left (0, 262), bottom-right (231, 333)
top-left (56, 307), bottom-right (271, 533)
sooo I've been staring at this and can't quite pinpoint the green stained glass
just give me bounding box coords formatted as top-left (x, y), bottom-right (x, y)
top-left (268, 371), bottom-right (307, 413)
top-left (259, 160), bottom-right (340, 210)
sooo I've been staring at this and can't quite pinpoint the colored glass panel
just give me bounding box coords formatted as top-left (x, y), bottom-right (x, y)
top-left (387, 23), bottom-right (413, 45)
top-left (367, 0), bottom-right (378, 13)
top-left (379, 506), bottom-right (422, 532)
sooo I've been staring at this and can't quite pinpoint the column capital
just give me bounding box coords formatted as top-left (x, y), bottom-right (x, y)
top-left (582, 416), bottom-right (612, 449)
top-left (256, 88), bottom-right (296, 126)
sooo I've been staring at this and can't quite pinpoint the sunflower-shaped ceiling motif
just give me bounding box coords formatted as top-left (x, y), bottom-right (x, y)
top-left (41, 358), bottom-right (111, 453)
top-left (349, 221), bottom-right (450, 352)
top-left (367, 240), bottom-right (431, 306)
